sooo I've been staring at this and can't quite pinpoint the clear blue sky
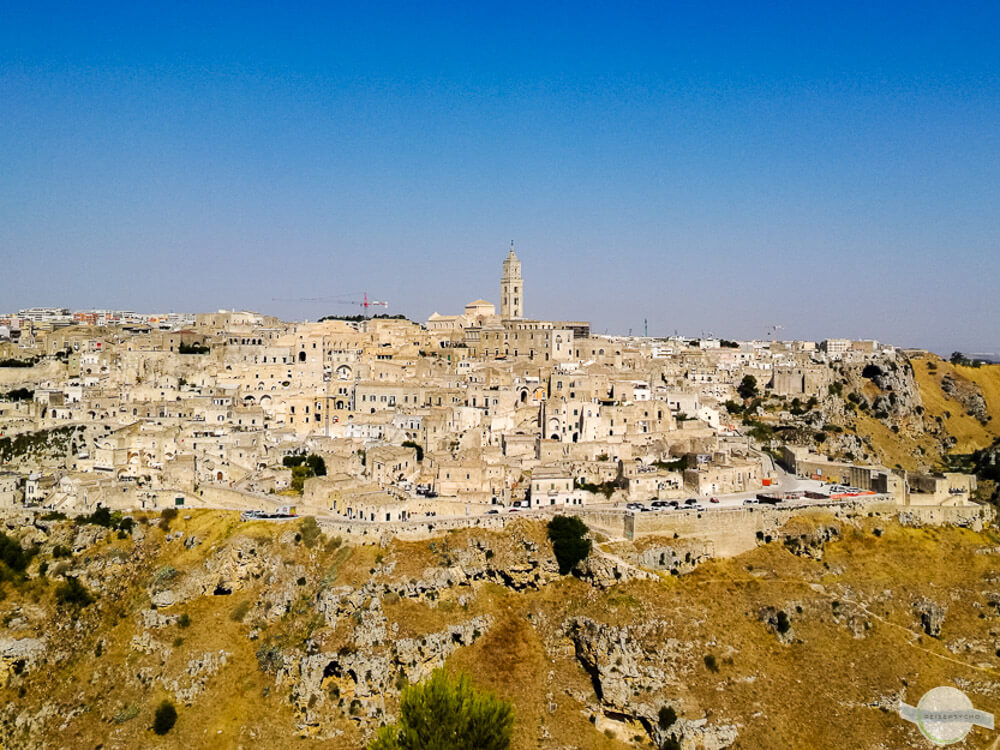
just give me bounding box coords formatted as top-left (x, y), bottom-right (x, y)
top-left (2, 1), bottom-right (998, 354)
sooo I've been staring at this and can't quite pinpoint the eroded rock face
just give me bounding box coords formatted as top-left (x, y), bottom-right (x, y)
top-left (636, 544), bottom-right (710, 575)
top-left (758, 606), bottom-right (794, 644)
top-left (284, 616), bottom-right (490, 732)
top-left (566, 617), bottom-right (738, 749)
top-left (782, 524), bottom-right (840, 560)
top-left (0, 637), bottom-right (46, 686)
top-left (578, 553), bottom-right (658, 589)
top-left (914, 599), bottom-right (946, 638)
top-left (941, 374), bottom-right (989, 423)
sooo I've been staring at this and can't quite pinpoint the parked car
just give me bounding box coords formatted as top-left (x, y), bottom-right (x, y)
top-left (486, 509), bottom-right (499, 515)
top-left (743, 498), bottom-right (758, 506)
top-left (709, 497), bottom-right (720, 504)
top-left (684, 498), bottom-right (699, 506)
top-left (650, 500), bottom-right (671, 508)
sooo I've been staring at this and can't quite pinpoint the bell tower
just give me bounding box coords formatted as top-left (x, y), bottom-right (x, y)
top-left (501, 241), bottom-right (523, 319)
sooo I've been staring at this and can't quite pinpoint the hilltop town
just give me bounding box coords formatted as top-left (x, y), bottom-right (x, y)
top-left (0, 246), bottom-right (989, 532)
top-left (3, 248), bottom-right (1000, 748)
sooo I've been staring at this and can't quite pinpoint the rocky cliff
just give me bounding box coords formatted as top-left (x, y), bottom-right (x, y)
top-left (2, 508), bottom-right (1000, 749)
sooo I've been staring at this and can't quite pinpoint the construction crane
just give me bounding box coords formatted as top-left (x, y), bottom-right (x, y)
top-left (271, 292), bottom-right (389, 318)
top-left (766, 324), bottom-right (784, 340)
top-left (342, 292), bottom-right (389, 317)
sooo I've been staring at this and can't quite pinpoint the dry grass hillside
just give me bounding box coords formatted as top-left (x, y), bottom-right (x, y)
top-left (3, 508), bottom-right (1000, 749)
top-left (910, 352), bottom-right (1000, 455)
top-left (838, 353), bottom-right (1000, 473)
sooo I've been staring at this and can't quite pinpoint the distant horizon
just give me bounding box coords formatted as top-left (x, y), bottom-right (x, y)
top-left (3, 3), bottom-right (997, 357)
top-left (4, 298), bottom-right (996, 361)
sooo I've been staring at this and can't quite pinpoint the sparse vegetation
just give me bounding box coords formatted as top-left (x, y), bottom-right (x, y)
top-left (737, 375), bottom-right (759, 400)
top-left (158, 507), bottom-right (178, 531)
top-left (368, 669), bottom-right (513, 750)
top-left (298, 516), bottom-right (322, 548)
top-left (55, 577), bottom-right (94, 608)
top-left (152, 700), bottom-right (177, 734)
top-left (547, 515), bottom-right (591, 575)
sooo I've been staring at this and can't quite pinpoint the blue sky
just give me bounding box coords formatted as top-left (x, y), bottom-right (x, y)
top-left (1, 1), bottom-right (998, 354)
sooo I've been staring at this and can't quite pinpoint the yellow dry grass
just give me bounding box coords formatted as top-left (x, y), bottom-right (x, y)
top-left (910, 353), bottom-right (1000, 454)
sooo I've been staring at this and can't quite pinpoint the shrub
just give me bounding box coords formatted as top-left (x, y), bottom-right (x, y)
top-left (81, 507), bottom-right (113, 528)
top-left (298, 516), bottom-right (322, 548)
top-left (158, 507), bottom-right (178, 531)
top-left (256, 644), bottom-right (283, 674)
top-left (55, 577), bottom-right (94, 608)
top-left (704, 654), bottom-right (719, 672)
top-left (776, 610), bottom-right (791, 634)
top-left (177, 613), bottom-right (191, 628)
top-left (113, 704), bottom-right (140, 724)
top-left (658, 704), bottom-right (677, 729)
top-left (152, 700), bottom-right (177, 734)
top-left (230, 600), bottom-right (251, 622)
top-left (546, 516), bottom-right (591, 575)
top-left (306, 453), bottom-right (327, 476)
top-left (0, 532), bottom-right (29, 574)
top-left (368, 669), bottom-right (513, 750)
top-left (402, 440), bottom-right (424, 461)
top-left (737, 375), bottom-right (758, 400)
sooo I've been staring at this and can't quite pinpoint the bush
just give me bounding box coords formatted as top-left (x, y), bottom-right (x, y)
top-left (658, 704), bottom-right (677, 729)
top-left (737, 375), bottom-right (758, 400)
top-left (402, 440), bottom-right (424, 461)
top-left (776, 610), bottom-right (791, 634)
top-left (81, 507), bottom-right (113, 528)
top-left (368, 669), bottom-right (513, 750)
top-left (159, 507), bottom-right (178, 532)
top-left (230, 600), bottom-right (251, 622)
top-left (55, 577), bottom-right (94, 608)
top-left (546, 516), bottom-right (591, 575)
top-left (306, 453), bottom-right (327, 477)
top-left (704, 654), bottom-right (719, 672)
top-left (0, 387), bottom-right (34, 401)
top-left (177, 613), bottom-right (191, 628)
top-left (298, 516), bottom-right (322, 548)
top-left (0, 532), bottom-right (29, 574)
top-left (152, 700), bottom-right (177, 734)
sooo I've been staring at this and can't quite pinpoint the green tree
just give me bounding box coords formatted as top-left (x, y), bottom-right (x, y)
top-left (153, 700), bottom-right (177, 734)
top-left (737, 375), bottom-right (758, 400)
top-left (369, 669), bottom-right (513, 750)
top-left (546, 515), bottom-right (591, 575)
top-left (723, 400), bottom-right (743, 415)
top-left (306, 453), bottom-right (327, 477)
top-left (402, 440), bottom-right (424, 461)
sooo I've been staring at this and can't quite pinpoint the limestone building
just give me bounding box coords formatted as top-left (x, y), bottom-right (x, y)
top-left (500, 242), bottom-right (523, 320)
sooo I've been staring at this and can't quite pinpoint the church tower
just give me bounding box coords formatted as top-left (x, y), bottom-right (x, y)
top-left (501, 241), bottom-right (523, 319)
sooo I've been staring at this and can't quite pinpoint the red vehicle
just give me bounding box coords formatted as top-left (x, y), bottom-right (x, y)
top-left (709, 497), bottom-right (720, 504)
